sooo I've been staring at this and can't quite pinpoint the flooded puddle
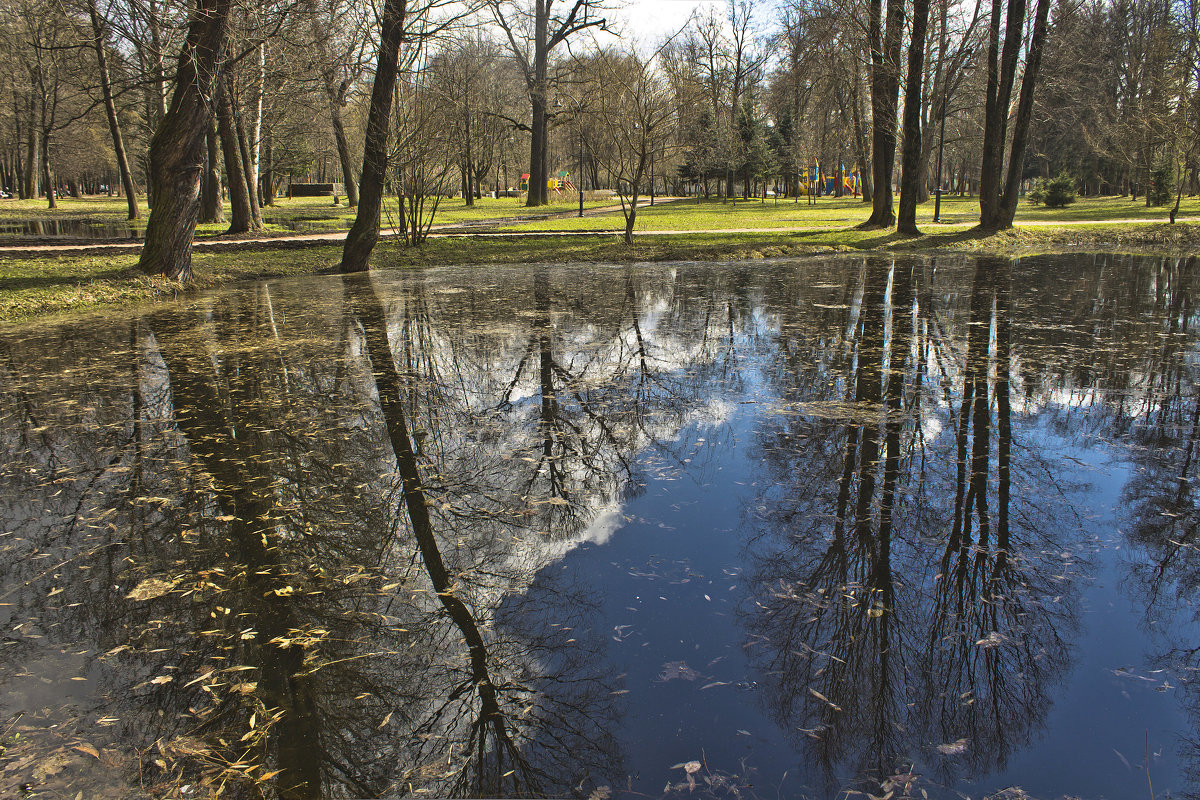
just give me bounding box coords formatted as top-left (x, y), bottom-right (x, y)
top-left (0, 219), bottom-right (145, 240)
top-left (0, 254), bottom-right (1197, 798)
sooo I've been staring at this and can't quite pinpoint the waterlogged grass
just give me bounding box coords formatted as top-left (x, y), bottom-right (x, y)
top-left (3, 215), bottom-right (1199, 321)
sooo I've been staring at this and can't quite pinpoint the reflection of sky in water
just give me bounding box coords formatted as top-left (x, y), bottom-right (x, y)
top-left (0, 255), bottom-right (1198, 799)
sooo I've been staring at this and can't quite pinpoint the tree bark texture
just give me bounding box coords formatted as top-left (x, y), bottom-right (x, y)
top-left (340, 0), bottom-right (406, 273)
top-left (137, 0), bottom-right (231, 281)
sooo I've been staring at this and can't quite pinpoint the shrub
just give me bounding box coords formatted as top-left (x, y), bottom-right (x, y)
top-left (1147, 161), bottom-right (1174, 206)
top-left (1042, 173), bottom-right (1076, 208)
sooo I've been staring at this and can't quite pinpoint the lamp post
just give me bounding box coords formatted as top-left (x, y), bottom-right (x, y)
top-left (934, 94), bottom-right (947, 223)
top-left (933, 48), bottom-right (971, 224)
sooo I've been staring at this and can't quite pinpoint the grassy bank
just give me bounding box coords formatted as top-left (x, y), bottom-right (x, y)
top-left (3, 220), bottom-right (1199, 323)
top-left (499, 194), bottom-right (1200, 231)
top-left (0, 194), bottom-right (622, 237)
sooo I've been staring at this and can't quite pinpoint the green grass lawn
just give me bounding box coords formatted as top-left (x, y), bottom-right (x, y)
top-left (0, 194), bottom-right (623, 237)
top-left (497, 193), bottom-right (1200, 232)
top-left (4, 192), bottom-right (1197, 240)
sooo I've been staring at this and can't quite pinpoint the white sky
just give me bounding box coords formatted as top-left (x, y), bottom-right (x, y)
top-left (607, 0), bottom-right (726, 43)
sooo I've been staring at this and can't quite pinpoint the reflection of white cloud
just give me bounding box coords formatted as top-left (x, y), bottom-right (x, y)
top-left (582, 504), bottom-right (624, 546)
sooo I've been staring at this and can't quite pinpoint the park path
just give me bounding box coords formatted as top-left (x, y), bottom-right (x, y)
top-left (1, 203), bottom-right (1197, 256)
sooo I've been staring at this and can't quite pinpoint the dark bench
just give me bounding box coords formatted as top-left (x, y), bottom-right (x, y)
top-left (288, 183), bottom-right (335, 197)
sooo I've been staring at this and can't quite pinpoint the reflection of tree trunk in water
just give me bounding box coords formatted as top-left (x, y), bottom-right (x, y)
top-left (877, 262), bottom-right (913, 598)
top-left (994, 267), bottom-right (1012, 572)
top-left (347, 277), bottom-right (537, 795)
top-left (834, 274), bottom-right (868, 537)
top-left (150, 311), bottom-right (322, 800)
top-left (853, 260), bottom-right (890, 543)
top-left (535, 271), bottom-right (565, 497)
top-left (967, 268), bottom-right (993, 554)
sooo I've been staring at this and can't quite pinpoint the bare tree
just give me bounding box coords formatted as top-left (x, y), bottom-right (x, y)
top-left (584, 47), bottom-right (677, 243)
top-left (488, 0), bottom-right (608, 207)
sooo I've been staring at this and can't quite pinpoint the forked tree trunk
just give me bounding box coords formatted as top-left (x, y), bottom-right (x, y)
top-left (137, 0), bottom-right (232, 281)
top-left (995, 0), bottom-right (1051, 225)
top-left (340, 0), bottom-right (407, 273)
top-left (980, 0), bottom-right (1051, 230)
top-left (235, 108), bottom-right (262, 227)
top-left (217, 76), bottom-right (254, 233)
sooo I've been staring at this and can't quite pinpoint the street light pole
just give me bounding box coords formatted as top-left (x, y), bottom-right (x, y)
top-left (578, 105), bottom-right (584, 217)
top-left (933, 94), bottom-right (947, 223)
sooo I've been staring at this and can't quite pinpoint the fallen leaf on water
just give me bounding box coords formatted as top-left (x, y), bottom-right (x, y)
top-left (126, 578), bottom-right (177, 602)
top-left (808, 687), bottom-right (843, 711)
top-left (669, 761), bottom-right (702, 774)
top-left (72, 744), bottom-right (100, 759)
top-left (937, 738), bottom-right (969, 756)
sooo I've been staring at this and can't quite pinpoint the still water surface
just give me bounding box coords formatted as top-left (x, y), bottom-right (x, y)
top-left (1, 254), bottom-right (1198, 799)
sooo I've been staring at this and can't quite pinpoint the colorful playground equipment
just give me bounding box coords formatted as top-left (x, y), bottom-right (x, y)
top-left (518, 171), bottom-right (578, 200)
top-left (798, 162), bottom-right (862, 197)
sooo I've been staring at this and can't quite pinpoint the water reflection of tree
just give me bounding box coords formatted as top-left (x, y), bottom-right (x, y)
top-left (0, 264), bottom-right (743, 798)
top-left (1117, 257), bottom-right (1200, 797)
top-left (745, 256), bottom-right (1077, 792)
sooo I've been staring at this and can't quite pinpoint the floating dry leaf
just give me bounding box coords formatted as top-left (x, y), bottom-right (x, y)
top-left (126, 578), bottom-right (177, 602)
top-left (937, 738), bottom-right (969, 756)
top-left (72, 744), bottom-right (100, 759)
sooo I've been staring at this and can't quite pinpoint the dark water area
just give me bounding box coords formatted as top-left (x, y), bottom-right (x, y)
top-left (0, 215), bottom-right (343, 242)
top-left (0, 218), bottom-right (145, 240)
top-left (1, 254), bottom-right (1198, 799)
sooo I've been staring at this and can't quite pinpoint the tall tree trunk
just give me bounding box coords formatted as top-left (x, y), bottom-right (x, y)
top-left (249, 42), bottom-right (265, 207)
top-left (329, 92), bottom-right (358, 206)
top-left (148, 0), bottom-right (168, 119)
top-left (217, 76), bottom-right (254, 233)
top-left (865, 0), bottom-right (905, 226)
top-left (898, 0), bottom-right (931, 234)
top-left (340, 0), bottom-right (407, 273)
top-left (88, 0), bottom-right (139, 220)
top-left (852, 79), bottom-right (872, 202)
top-left (262, 129), bottom-right (275, 205)
top-left (235, 106), bottom-right (263, 227)
top-left (200, 116), bottom-right (224, 224)
top-left (137, 0), bottom-right (232, 281)
top-left (523, 0), bottom-right (550, 208)
top-left (995, 0), bottom-right (1051, 226)
top-left (24, 101), bottom-right (38, 201)
top-left (41, 132), bottom-right (54, 209)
